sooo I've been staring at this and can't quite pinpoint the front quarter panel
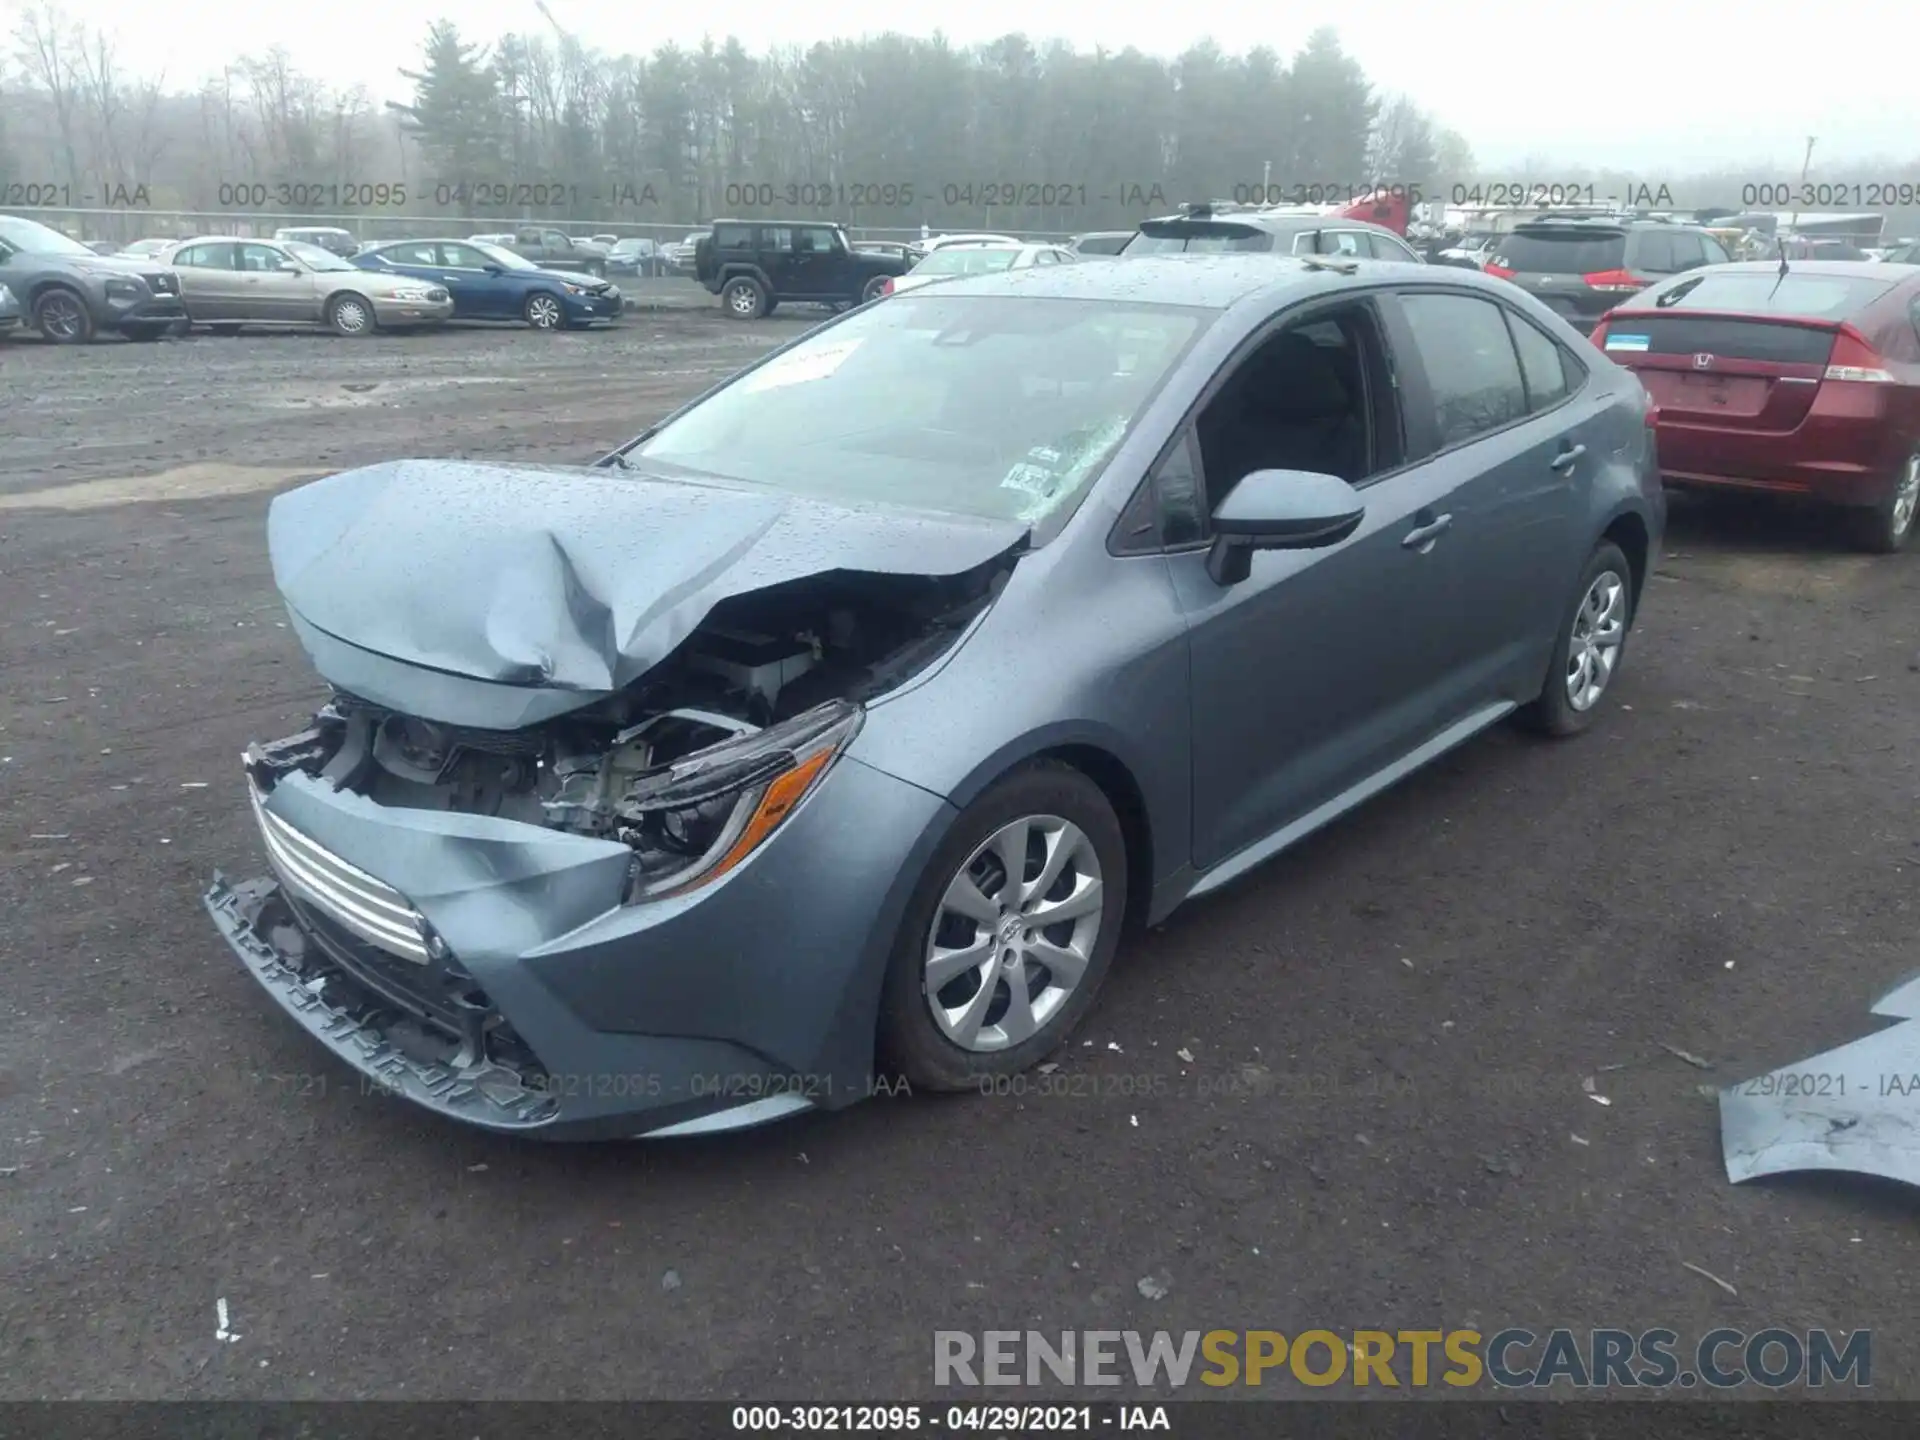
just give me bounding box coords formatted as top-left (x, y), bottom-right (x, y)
top-left (846, 535), bottom-right (1193, 895)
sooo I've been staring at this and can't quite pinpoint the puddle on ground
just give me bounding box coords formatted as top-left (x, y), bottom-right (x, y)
top-left (0, 464), bottom-right (325, 511)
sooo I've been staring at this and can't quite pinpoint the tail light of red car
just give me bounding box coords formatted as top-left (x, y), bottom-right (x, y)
top-left (1582, 269), bottom-right (1651, 294)
top-left (1589, 317), bottom-right (1611, 350)
top-left (1484, 262), bottom-right (1514, 279)
top-left (1824, 325), bottom-right (1895, 383)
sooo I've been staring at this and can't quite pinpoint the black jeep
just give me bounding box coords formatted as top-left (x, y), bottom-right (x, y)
top-left (695, 220), bottom-right (909, 319)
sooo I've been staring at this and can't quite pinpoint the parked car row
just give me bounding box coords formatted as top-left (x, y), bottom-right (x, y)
top-left (0, 214), bottom-right (629, 340)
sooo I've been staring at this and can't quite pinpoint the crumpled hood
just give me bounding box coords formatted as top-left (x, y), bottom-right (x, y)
top-left (269, 459), bottom-right (1026, 695)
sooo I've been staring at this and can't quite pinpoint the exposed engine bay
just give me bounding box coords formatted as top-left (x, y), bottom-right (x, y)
top-left (248, 559), bottom-right (1010, 899)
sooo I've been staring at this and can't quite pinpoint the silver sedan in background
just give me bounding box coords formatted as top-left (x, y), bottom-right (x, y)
top-left (163, 237), bottom-right (454, 336)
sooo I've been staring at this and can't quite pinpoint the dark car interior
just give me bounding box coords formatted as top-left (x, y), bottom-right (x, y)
top-left (1194, 307), bottom-right (1389, 512)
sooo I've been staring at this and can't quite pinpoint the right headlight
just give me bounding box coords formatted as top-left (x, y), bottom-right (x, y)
top-left (616, 700), bottom-right (863, 903)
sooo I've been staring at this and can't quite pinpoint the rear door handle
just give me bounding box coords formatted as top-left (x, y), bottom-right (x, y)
top-left (1551, 444), bottom-right (1587, 472)
top-left (1402, 514), bottom-right (1453, 551)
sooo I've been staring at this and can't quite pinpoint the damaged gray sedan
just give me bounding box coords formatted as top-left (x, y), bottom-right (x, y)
top-left (206, 255), bottom-right (1663, 1138)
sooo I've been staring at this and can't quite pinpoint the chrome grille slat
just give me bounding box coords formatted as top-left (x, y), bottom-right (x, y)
top-left (256, 806), bottom-right (417, 925)
top-left (249, 789), bottom-right (429, 962)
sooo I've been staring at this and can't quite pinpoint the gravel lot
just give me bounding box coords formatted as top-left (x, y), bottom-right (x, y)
top-left (4, 305), bottom-right (1920, 1401)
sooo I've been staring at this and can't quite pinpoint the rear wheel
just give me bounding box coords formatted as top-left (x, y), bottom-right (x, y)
top-left (33, 287), bottom-right (93, 344)
top-left (877, 762), bottom-right (1128, 1090)
top-left (1846, 452), bottom-right (1920, 554)
top-left (1519, 540), bottom-right (1634, 738)
top-left (722, 276), bottom-right (767, 320)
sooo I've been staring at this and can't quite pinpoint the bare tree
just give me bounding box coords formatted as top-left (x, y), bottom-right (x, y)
top-left (13, 2), bottom-right (86, 193)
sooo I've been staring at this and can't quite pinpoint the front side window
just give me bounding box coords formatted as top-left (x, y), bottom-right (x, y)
top-left (634, 295), bottom-right (1211, 526)
top-left (1323, 231), bottom-right (1368, 258)
top-left (386, 242), bottom-right (441, 267)
top-left (1398, 293), bottom-right (1528, 448)
top-left (238, 243), bottom-right (287, 273)
top-left (714, 225), bottom-right (753, 250)
top-left (796, 226), bottom-right (838, 254)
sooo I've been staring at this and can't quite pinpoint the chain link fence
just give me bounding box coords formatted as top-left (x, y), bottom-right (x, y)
top-left (5, 206), bottom-right (1075, 248)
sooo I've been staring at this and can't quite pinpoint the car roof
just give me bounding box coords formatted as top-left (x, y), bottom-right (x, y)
top-left (908, 251), bottom-right (1447, 309)
top-left (1512, 216), bottom-right (1708, 234)
top-left (1135, 211), bottom-right (1408, 242)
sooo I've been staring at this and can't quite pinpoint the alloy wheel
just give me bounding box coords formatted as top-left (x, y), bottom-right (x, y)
top-left (728, 285), bottom-right (759, 317)
top-left (1891, 454), bottom-right (1920, 540)
top-left (923, 815), bottom-right (1105, 1052)
top-left (527, 294), bottom-right (562, 329)
top-left (1566, 570), bottom-right (1627, 712)
top-left (37, 292), bottom-right (86, 341)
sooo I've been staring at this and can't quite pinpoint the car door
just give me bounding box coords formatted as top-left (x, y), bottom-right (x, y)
top-left (169, 241), bottom-right (240, 320)
top-left (788, 225), bottom-right (842, 298)
top-left (1378, 289), bottom-right (1592, 706)
top-left (431, 242), bottom-right (504, 318)
top-left (1163, 296), bottom-right (1484, 871)
top-left (236, 242), bottom-right (312, 323)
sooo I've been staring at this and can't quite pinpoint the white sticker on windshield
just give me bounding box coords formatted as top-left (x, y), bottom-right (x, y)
top-left (735, 338), bottom-right (863, 394)
top-left (1000, 416), bottom-right (1131, 511)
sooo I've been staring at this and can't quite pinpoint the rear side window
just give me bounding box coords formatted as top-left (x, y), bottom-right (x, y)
top-left (1702, 234), bottom-right (1732, 264)
top-left (1399, 293), bottom-right (1529, 447)
top-left (1667, 232), bottom-right (1708, 270)
top-left (1322, 231), bottom-right (1368, 258)
top-left (1634, 232), bottom-right (1681, 274)
top-left (1506, 313), bottom-right (1578, 411)
top-left (1497, 230), bottom-right (1627, 275)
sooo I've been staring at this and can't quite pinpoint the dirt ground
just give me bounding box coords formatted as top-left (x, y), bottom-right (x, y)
top-left (3, 307), bottom-right (1920, 1402)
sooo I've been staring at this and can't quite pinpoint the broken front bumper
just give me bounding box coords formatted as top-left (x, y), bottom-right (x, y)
top-left (205, 758), bottom-right (952, 1140)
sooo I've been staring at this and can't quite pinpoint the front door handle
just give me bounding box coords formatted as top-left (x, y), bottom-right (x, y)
top-left (1402, 514), bottom-right (1453, 551)
top-left (1551, 444), bottom-right (1587, 472)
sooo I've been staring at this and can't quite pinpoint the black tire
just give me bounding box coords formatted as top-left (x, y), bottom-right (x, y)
top-left (326, 292), bottom-right (377, 337)
top-left (121, 323), bottom-right (168, 342)
top-left (1518, 540), bottom-right (1634, 738)
top-left (523, 291), bottom-right (565, 330)
top-left (860, 275), bottom-right (890, 304)
top-left (721, 276), bottom-right (767, 320)
top-left (1845, 452), bottom-right (1920, 554)
top-left (33, 287), bottom-right (94, 344)
top-left (211, 323), bottom-right (243, 337)
top-left (877, 761), bottom-right (1129, 1091)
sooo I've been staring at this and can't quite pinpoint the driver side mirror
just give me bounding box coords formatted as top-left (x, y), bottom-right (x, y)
top-left (275, 261), bottom-right (302, 274)
top-left (482, 263), bottom-right (503, 276)
top-left (1205, 469), bottom-right (1366, 586)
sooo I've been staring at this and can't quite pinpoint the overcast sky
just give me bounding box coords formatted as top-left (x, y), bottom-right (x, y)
top-left (7, 0), bottom-right (1913, 173)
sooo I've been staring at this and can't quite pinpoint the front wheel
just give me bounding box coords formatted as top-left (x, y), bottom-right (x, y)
top-left (524, 292), bottom-right (565, 330)
top-left (861, 276), bottom-right (890, 304)
top-left (1518, 540), bottom-right (1634, 738)
top-left (877, 762), bottom-right (1128, 1091)
top-left (722, 276), bottom-right (768, 320)
top-left (1846, 452), bottom-right (1920, 554)
top-left (326, 292), bottom-right (377, 337)
top-left (33, 288), bottom-right (94, 344)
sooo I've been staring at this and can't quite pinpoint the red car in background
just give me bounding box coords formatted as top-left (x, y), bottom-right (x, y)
top-left (1593, 262), bottom-right (1920, 552)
